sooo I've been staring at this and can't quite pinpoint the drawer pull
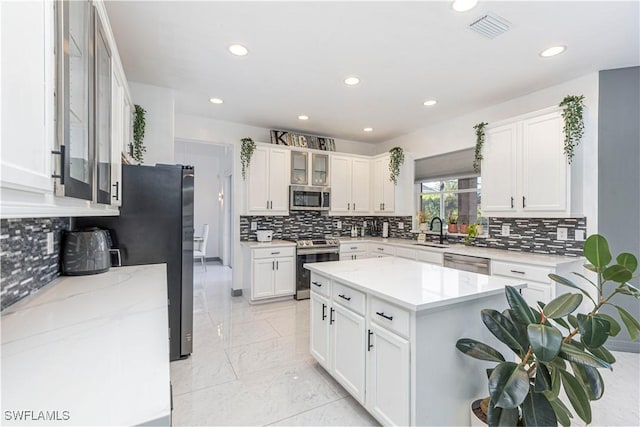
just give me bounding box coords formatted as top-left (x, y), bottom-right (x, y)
top-left (322, 303), bottom-right (327, 320)
top-left (312, 281), bottom-right (322, 287)
top-left (510, 270), bottom-right (526, 275)
top-left (377, 247), bottom-right (384, 251)
top-left (376, 311), bottom-right (393, 321)
top-left (367, 329), bottom-right (373, 351)
top-left (350, 246), bottom-right (358, 250)
top-left (271, 251), bottom-right (280, 255)
top-left (338, 294), bottom-right (351, 301)
top-left (330, 307), bottom-right (335, 325)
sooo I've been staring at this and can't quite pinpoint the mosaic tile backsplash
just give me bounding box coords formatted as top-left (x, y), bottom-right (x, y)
top-left (240, 212), bottom-right (414, 240)
top-left (241, 213), bottom-right (586, 256)
top-left (1, 217), bottom-right (69, 310)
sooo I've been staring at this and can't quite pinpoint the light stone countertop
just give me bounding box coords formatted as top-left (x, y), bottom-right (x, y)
top-left (337, 236), bottom-right (581, 267)
top-left (305, 256), bottom-right (526, 312)
top-left (240, 239), bottom-right (296, 248)
top-left (1, 264), bottom-right (171, 426)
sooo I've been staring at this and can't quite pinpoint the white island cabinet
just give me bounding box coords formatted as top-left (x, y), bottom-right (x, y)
top-left (305, 257), bottom-right (526, 426)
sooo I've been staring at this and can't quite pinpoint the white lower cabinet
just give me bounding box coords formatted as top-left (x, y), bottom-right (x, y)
top-left (243, 245), bottom-right (296, 302)
top-left (339, 242), bottom-right (369, 261)
top-left (310, 292), bottom-right (331, 368)
top-left (332, 304), bottom-right (366, 403)
top-left (367, 322), bottom-right (410, 426)
top-left (310, 273), bottom-right (410, 425)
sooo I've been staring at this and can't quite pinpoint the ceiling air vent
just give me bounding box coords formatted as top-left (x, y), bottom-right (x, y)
top-left (469, 13), bottom-right (511, 39)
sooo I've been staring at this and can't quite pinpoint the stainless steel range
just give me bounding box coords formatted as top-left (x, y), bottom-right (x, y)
top-left (293, 237), bottom-right (340, 300)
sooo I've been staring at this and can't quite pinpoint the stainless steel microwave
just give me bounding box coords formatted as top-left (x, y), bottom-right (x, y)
top-left (290, 185), bottom-right (330, 211)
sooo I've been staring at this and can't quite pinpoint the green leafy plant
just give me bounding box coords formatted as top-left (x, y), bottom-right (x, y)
top-left (473, 122), bottom-right (488, 173)
top-left (559, 95), bottom-right (586, 164)
top-left (448, 213), bottom-right (458, 224)
top-left (132, 104), bottom-right (147, 164)
top-left (240, 137), bottom-right (256, 180)
top-left (457, 234), bottom-right (640, 426)
top-left (388, 146), bottom-right (405, 185)
top-left (465, 223), bottom-right (480, 245)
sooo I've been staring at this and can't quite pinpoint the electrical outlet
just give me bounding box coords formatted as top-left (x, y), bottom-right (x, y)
top-left (362, 221), bottom-right (367, 228)
top-left (336, 220), bottom-right (342, 230)
top-left (398, 222), bottom-right (404, 230)
top-left (501, 224), bottom-right (510, 237)
top-left (575, 230), bottom-right (585, 241)
top-left (557, 227), bottom-right (568, 241)
top-left (250, 221), bottom-right (257, 231)
top-left (46, 232), bottom-right (54, 255)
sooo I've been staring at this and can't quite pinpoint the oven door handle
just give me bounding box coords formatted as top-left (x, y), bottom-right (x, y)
top-left (297, 248), bottom-right (340, 256)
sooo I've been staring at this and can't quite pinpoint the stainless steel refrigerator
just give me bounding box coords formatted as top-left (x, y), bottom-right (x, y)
top-left (76, 164), bottom-right (194, 360)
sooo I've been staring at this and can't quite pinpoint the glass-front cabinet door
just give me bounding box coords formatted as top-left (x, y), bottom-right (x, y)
top-left (312, 153), bottom-right (329, 186)
top-left (58, 0), bottom-right (93, 200)
top-left (291, 151), bottom-right (308, 185)
top-left (94, 13), bottom-right (112, 204)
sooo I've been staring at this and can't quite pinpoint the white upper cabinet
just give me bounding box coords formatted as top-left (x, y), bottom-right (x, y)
top-left (482, 108), bottom-right (572, 217)
top-left (373, 156), bottom-right (395, 213)
top-left (247, 145), bottom-right (290, 215)
top-left (481, 124), bottom-right (518, 212)
top-left (1, 0), bottom-right (127, 218)
top-left (1, 0), bottom-right (54, 195)
top-left (520, 112), bottom-right (568, 212)
top-left (330, 155), bottom-right (370, 214)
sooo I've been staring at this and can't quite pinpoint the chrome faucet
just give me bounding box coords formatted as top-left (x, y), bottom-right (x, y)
top-left (430, 217), bottom-right (444, 245)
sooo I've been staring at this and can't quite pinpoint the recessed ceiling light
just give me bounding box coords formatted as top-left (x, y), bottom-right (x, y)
top-left (539, 45), bottom-right (566, 58)
top-left (298, 115), bottom-right (309, 121)
top-left (209, 98), bottom-right (223, 104)
top-left (452, 0), bottom-right (478, 12)
top-left (344, 76), bottom-right (360, 86)
top-left (423, 99), bottom-right (438, 106)
top-left (363, 127), bottom-right (373, 132)
top-left (228, 44), bottom-right (249, 56)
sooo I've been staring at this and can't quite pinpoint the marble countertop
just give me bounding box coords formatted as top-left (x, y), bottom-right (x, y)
top-left (241, 239), bottom-right (296, 248)
top-left (1, 264), bottom-right (171, 426)
top-left (305, 257), bottom-right (526, 312)
top-left (337, 237), bottom-right (580, 267)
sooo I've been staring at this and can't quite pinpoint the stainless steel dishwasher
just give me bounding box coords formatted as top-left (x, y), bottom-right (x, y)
top-left (443, 252), bottom-right (491, 275)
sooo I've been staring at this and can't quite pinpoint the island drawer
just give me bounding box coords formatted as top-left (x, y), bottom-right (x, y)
top-left (332, 282), bottom-right (365, 315)
top-left (253, 246), bottom-right (295, 259)
top-left (369, 297), bottom-right (410, 338)
top-left (492, 260), bottom-right (553, 283)
top-left (310, 273), bottom-right (331, 297)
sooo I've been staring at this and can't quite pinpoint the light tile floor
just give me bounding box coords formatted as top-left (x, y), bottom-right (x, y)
top-left (172, 262), bottom-right (640, 426)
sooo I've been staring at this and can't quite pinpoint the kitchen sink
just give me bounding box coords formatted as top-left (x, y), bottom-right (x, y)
top-left (413, 242), bottom-right (449, 248)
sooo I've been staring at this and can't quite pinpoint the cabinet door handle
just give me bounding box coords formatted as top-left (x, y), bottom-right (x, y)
top-left (338, 294), bottom-right (351, 301)
top-left (329, 307), bottom-right (335, 325)
top-left (353, 203), bottom-right (356, 210)
top-left (510, 197), bottom-right (514, 208)
top-left (376, 311), bottom-right (393, 321)
top-left (312, 281), bottom-right (322, 287)
top-left (510, 270), bottom-right (526, 275)
top-left (322, 303), bottom-right (327, 320)
top-left (267, 200), bottom-right (270, 209)
top-left (347, 203), bottom-right (350, 210)
top-left (112, 181), bottom-right (120, 200)
top-left (382, 203), bottom-right (385, 211)
top-left (270, 201), bottom-right (273, 209)
top-left (276, 260), bottom-right (279, 270)
top-left (367, 329), bottom-right (373, 351)
top-left (272, 261), bottom-right (275, 270)
top-left (51, 147), bottom-right (65, 184)
top-left (522, 196), bottom-right (526, 208)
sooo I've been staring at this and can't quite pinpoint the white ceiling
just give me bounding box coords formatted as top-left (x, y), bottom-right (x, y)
top-left (105, 1), bottom-right (639, 143)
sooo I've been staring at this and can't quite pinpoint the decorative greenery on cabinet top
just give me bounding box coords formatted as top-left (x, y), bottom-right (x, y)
top-left (388, 147), bottom-right (405, 185)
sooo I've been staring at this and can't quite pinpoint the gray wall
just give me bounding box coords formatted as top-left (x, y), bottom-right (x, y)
top-left (598, 66), bottom-right (640, 352)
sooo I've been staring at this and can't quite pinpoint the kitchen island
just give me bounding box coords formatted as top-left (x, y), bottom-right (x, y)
top-left (304, 256), bottom-right (526, 426)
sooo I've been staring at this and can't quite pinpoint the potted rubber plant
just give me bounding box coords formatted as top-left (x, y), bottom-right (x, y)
top-left (456, 234), bottom-right (640, 426)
